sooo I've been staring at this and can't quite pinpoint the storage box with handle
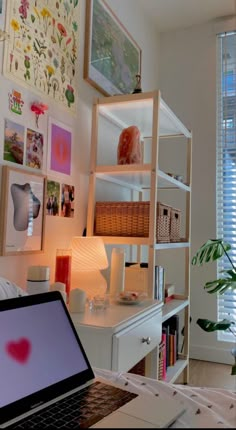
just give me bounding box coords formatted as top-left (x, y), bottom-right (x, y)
top-left (170, 207), bottom-right (181, 242)
top-left (94, 201), bottom-right (171, 242)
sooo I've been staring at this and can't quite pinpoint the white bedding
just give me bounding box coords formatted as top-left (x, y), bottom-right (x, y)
top-left (94, 368), bottom-right (236, 428)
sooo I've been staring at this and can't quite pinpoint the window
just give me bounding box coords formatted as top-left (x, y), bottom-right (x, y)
top-left (216, 31), bottom-right (236, 341)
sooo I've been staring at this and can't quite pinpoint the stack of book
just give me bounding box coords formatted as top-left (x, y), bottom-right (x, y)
top-left (159, 314), bottom-right (179, 380)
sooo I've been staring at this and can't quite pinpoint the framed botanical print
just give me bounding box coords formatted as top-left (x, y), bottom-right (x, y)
top-left (84, 0), bottom-right (142, 96)
top-left (3, 0), bottom-right (80, 113)
top-left (0, 166), bottom-right (46, 255)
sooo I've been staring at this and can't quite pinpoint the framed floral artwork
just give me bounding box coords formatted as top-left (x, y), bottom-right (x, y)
top-left (3, 0), bottom-right (80, 113)
top-left (0, 166), bottom-right (46, 255)
top-left (84, 0), bottom-right (142, 96)
top-left (47, 117), bottom-right (72, 177)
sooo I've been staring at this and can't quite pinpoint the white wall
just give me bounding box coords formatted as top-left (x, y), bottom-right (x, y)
top-left (0, 1), bottom-right (160, 291)
top-left (160, 22), bottom-right (234, 364)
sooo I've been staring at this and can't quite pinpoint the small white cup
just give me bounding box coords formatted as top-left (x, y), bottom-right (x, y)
top-left (69, 289), bottom-right (87, 313)
top-left (50, 282), bottom-right (67, 303)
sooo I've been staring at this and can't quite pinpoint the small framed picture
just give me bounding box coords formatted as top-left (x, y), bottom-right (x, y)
top-left (47, 117), bottom-right (72, 178)
top-left (0, 165), bottom-right (46, 255)
top-left (84, 0), bottom-right (142, 96)
top-left (0, 0), bottom-right (6, 29)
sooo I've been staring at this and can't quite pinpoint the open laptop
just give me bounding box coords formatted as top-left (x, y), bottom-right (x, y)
top-left (0, 291), bottom-right (185, 428)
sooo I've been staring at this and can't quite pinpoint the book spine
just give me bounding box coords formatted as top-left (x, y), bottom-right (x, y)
top-left (161, 333), bottom-right (166, 380)
top-left (162, 323), bottom-right (170, 368)
top-left (168, 314), bottom-right (179, 361)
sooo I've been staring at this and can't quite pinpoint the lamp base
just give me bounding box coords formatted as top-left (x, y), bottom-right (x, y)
top-left (71, 270), bottom-right (107, 299)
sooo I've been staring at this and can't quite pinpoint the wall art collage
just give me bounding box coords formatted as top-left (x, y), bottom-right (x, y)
top-left (1, 91), bottom-right (75, 256)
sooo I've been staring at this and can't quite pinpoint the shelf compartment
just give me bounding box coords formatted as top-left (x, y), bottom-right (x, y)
top-left (162, 296), bottom-right (189, 323)
top-left (99, 236), bottom-right (190, 248)
top-left (165, 357), bottom-right (189, 383)
top-left (96, 91), bottom-right (192, 139)
top-left (94, 166), bottom-right (191, 192)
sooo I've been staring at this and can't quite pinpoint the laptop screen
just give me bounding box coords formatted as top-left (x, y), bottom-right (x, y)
top-left (0, 291), bottom-right (95, 425)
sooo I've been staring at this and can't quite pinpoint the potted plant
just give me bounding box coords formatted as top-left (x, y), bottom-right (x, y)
top-left (191, 238), bottom-right (236, 375)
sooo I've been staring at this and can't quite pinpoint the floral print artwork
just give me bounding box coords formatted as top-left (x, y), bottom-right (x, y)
top-left (4, 0), bottom-right (80, 113)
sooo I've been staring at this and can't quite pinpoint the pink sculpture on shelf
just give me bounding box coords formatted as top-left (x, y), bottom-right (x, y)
top-left (117, 125), bottom-right (142, 165)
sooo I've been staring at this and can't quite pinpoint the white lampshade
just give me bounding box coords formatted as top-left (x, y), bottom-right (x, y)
top-left (71, 236), bottom-right (108, 297)
top-left (71, 236), bottom-right (108, 271)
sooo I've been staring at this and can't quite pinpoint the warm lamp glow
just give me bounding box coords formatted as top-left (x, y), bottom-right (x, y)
top-left (71, 237), bottom-right (108, 297)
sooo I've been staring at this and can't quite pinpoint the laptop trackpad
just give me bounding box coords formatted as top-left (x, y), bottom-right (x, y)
top-left (91, 394), bottom-right (185, 428)
top-left (91, 411), bottom-right (156, 428)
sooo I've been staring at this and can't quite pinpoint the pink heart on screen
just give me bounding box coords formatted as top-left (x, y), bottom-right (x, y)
top-left (6, 338), bottom-right (31, 364)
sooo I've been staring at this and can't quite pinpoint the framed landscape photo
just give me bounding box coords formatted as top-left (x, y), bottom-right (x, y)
top-left (84, 0), bottom-right (142, 96)
top-left (0, 166), bottom-right (46, 255)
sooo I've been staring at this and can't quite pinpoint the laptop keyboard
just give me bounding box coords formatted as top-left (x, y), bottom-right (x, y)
top-left (9, 381), bottom-right (138, 429)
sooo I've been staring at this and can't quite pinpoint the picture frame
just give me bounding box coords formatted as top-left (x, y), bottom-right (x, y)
top-left (47, 117), bottom-right (72, 178)
top-left (3, 0), bottom-right (80, 113)
top-left (0, 166), bottom-right (46, 255)
top-left (0, 0), bottom-right (6, 29)
top-left (84, 0), bottom-right (142, 96)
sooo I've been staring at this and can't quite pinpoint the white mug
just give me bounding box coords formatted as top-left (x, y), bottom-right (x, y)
top-left (69, 288), bottom-right (86, 313)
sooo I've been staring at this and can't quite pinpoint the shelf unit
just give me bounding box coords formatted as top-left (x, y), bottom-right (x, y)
top-left (86, 90), bottom-right (192, 383)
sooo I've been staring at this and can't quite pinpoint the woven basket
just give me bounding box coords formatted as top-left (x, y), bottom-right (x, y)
top-left (170, 207), bottom-right (181, 242)
top-left (94, 201), bottom-right (171, 242)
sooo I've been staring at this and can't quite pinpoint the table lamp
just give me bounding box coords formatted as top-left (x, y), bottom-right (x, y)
top-left (71, 236), bottom-right (108, 298)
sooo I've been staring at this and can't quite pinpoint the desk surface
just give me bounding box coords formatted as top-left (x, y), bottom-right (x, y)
top-left (71, 299), bottom-right (162, 332)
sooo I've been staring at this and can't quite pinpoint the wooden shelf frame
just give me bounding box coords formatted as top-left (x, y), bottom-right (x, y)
top-left (86, 89), bottom-right (192, 385)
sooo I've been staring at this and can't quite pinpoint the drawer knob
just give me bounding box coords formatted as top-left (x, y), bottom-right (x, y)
top-left (141, 336), bottom-right (151, 345)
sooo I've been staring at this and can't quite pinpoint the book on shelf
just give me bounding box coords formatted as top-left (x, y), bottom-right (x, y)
top-left (169, 333), bottom-right (176, 366)
top-left (165, 283), bottom-right (175, 297)
top-left (162, 313), bottom-right (180, 369)
top-left (168, 314), bottom-right (179, 361)
top-left (155, 265), bottom-right (165, 301)
top-left (162, 323), bottom-right (170, 368)
top-left (164, 294), bottom-right (174, 303)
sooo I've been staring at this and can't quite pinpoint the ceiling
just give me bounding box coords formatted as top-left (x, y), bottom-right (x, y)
top-left (136, 0), bottom-right (236, 32)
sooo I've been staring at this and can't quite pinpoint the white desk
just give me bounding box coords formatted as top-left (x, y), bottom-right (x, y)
top-left (71, 299), bottom-right (162, 378)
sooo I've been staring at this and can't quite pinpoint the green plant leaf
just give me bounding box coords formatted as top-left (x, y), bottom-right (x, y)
top-left (197, 318), bottom-right (233, 332)
top-left (191, 239), bottom-right (231, 266)
top-left (231, 363), bottom-right (236, 375)
top-left (203, 270), bottom-right (236, 294)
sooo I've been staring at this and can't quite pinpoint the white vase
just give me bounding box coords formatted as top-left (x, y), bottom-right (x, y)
top-left (109, 248), bottom-right (125, 297)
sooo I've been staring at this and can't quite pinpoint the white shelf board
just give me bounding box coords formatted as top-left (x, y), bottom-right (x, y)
top-left (97, 91), bottom-right (192, 138)
top-left (162, 298), bottom-right (189, 323)
top-left (100, 236), bottom-right (190, 248)
top-left (165, 358), bottom-right (189, 383)
top-left (95, 165), bottom-right (190, 192)
top-left (155, 241), bottom-right (190, 250)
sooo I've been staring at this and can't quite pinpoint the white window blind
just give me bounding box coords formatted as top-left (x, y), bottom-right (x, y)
top-left (216, 31), bottom-right (236, 341)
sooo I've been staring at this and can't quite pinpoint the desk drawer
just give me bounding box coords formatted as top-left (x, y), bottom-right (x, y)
top-left (112, 311), bottom-right (161, 372)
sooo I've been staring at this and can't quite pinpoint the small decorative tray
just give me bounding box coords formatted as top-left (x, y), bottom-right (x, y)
top-left (116, 291), bottom-right (147, 305)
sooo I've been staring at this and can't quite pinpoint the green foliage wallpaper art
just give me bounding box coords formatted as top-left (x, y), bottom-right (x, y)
top-left (86, 0), bottom-right (141, 96)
